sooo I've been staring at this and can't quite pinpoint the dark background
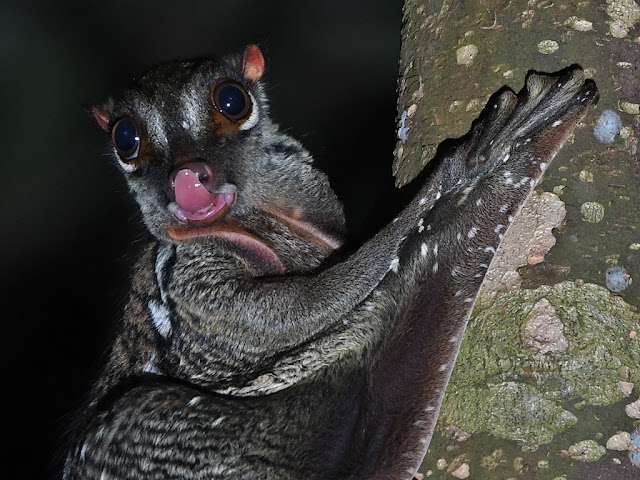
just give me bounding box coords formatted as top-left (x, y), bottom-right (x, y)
top-left (0, 2), bottom-right (403, 478)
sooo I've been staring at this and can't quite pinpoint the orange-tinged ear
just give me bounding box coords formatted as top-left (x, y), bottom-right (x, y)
top-left (242, 45), bottom-right (265, 82)
top-left (91, 106), bottom-right (111, 132)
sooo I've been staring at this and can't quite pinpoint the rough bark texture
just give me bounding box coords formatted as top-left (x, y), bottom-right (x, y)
top-left (395, 1), bottom-right (639, 478)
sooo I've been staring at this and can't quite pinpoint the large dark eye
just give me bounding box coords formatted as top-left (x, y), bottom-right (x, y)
top-left (112, 117), bottom-right (140, 160)
top-left (212, 80), bottom-right (251, 121)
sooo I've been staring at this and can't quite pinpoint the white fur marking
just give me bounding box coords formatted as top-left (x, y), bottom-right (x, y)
top-left (516, 176), bottom-right (530, 188)
top-left (239, 92), bottom-right (260, 130)
top-left (144, 104), bottom-right (169, 149)
top-left (467, 226), bottom-right (478, 238)
top-left (155, 245), bottom-right (173, 304)
top-left (80, 442), bottom-right (88, 461)
top-left (148, 299), bottom-right (172, 337)
top-left (180, 88), bottom-right (208, 138)
top-left (211, 416), bottom-right (226, 428)
top-left (115, 148), bottom-right (137, 173)
top-left (390, 257), bottom-right (400, 273)
top-left (143, 353), bottom-right (158, 374)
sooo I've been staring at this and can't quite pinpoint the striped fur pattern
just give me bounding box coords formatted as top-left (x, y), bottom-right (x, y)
top-left (64, 47), bottom-right (597, 479)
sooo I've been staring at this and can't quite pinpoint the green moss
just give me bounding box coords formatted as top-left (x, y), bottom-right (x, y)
top-left (480, 448), bottom-right (506, 469)
top-left (439, 281), bottom-right (639, 448)
top-left (443, 381), bottom-right (578, 449)
top-left (567, 439), bottom-right (606, 461)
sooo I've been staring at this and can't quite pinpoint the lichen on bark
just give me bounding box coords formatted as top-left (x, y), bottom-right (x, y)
top-left (396, 0), bottom-right (640, 475)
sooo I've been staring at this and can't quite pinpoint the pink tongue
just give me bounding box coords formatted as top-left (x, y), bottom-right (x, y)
top-left (174, 169), bottom-right (218, 213)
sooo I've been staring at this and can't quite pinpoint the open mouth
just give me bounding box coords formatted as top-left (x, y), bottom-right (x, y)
top-left (168, 161), bottom-right (236, 224)
top-left (166, 163), bottom-right (284, 274)
top-left (165, 161), bottom-right (342, 276)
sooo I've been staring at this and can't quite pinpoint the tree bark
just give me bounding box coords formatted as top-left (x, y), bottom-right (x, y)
top-left (395, 0), bottom-right (640, 477)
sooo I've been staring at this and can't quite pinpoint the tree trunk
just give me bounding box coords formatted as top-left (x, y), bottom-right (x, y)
top-left (395, 0), bottom-right (640, 477)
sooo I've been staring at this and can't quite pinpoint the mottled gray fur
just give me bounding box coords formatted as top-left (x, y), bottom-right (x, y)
top-left (64, 49), bottom-right (597, 480)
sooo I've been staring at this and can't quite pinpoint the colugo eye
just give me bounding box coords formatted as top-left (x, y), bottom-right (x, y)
top-left (112, 117), bottom-right (140, 160)
top-left (212, 80), bottom-right (251, 121)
